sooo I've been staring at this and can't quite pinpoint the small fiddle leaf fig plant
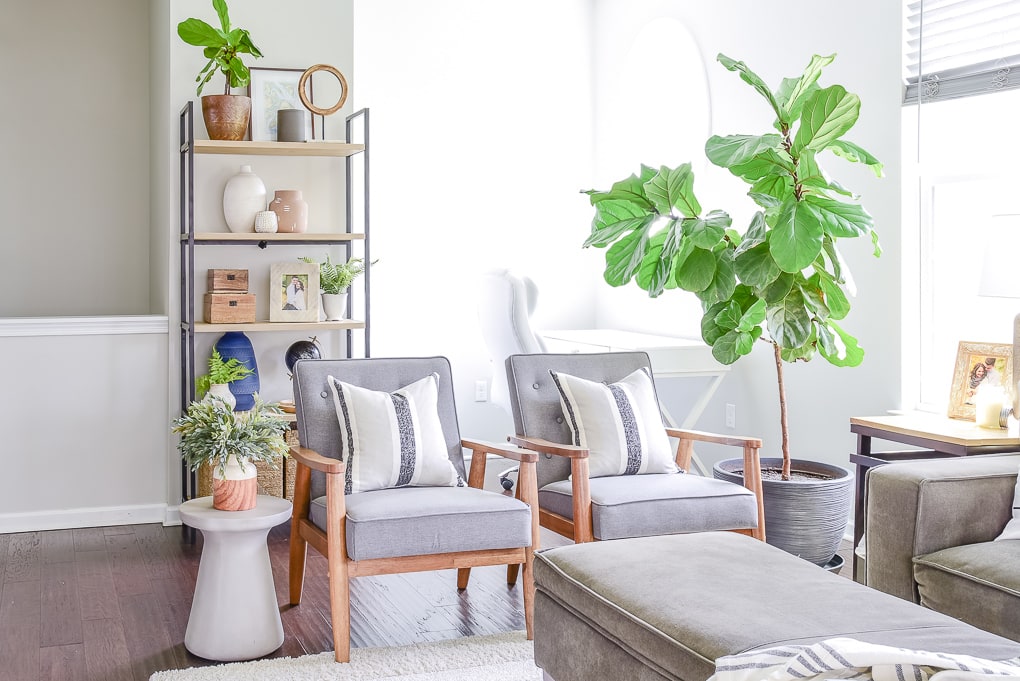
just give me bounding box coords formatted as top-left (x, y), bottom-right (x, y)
top-left (584, 53), bottom-right (883, 479)
top-left (177, 0), bottom-right (263, 96)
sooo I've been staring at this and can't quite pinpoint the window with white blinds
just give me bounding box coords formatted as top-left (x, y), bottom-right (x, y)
top-left (905, 0), bottom-right (1020, 102)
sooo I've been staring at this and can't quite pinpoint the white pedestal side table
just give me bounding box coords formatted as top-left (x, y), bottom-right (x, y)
top-left (179, 495), bottom-right (292, 661)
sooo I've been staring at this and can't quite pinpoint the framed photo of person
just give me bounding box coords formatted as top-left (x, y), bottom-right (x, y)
top-left (269, 262), bottom-right (320, 322)
top-left (947, 340), bottom-right (1012, 420)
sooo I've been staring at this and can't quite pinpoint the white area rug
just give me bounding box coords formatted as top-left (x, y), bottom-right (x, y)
top-left (149, 631), bottom-right (541, 681)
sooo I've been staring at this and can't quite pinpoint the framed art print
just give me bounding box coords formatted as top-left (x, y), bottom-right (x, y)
top-left (269, 262), bottom-right (320, 322)
top-left (248, 67), bottom-right (315, 141)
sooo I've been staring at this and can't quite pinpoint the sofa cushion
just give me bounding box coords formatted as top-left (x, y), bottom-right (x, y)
top-left (995, 463), bottom-right (1020, 540)
top-left (310, 486), bottom-right (532, 561)
top-left (914, 540), bottom-right (1020, 642)
top-left (534, 533), bottom-right (1020, 681)
top-left (538, 474), bottom-right (757, 540)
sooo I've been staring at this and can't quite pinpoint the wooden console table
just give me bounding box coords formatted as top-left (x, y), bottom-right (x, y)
top-left (849, 413), bottom-right (1020, 580)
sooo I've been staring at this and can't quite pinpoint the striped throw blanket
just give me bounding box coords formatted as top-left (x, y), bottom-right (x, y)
top-left (710, 637), bottom-right (1020, 681)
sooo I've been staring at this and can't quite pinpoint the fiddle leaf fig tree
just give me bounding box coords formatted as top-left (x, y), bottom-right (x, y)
top-left (584, 53), bottom-right (883, 480)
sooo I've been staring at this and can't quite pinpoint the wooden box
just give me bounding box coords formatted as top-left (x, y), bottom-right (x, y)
top-left (203, 292), bottom-right (256, 323)
top-left (207, 269), bottom-right (249, 293)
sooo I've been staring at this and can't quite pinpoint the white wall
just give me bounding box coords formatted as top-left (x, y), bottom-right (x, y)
top-left (0, 319), bottom-right (169, 532)
top-left (0, 0), bottom-right (152, 317)
top-left (589, 1), bottom-right (903, 476)
top-left (353, 0), bottom-right (597, 441)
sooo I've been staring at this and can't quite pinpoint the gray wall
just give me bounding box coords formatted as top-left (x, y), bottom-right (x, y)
top-left (0, 0), bottom-right (151, 317)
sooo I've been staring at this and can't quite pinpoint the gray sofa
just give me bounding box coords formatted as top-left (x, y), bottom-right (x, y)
top-left (865, 453), bottom-right (1020, 642)
top-left (533, 532), bottom-right (1020, 681)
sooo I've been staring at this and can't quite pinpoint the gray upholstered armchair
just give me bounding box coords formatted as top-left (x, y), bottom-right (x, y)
top-left (288, 357), bottom-right (541, 662)
top-left (505, 351), bottom-right (766, 544)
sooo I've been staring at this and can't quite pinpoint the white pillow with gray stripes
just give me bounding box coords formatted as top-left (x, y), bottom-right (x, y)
top-left (995, 464), bottom-right (1020, 541)
top-left (551, 368), bottom-right (677, 478)
top-left (327, 372), bottom-right (463, 494)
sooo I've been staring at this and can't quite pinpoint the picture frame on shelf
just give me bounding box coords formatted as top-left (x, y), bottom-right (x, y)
top-left (947, 340), bottom-right (1012, 420)
top-left (269, 262), bottom-right (320, 323)
top-left (247, 67), bottom-right (316, 142)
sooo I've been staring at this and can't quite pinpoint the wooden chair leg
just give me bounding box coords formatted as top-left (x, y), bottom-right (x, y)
top-left (289, 462), bottom-right (312, 605)
top-left (457, 567), bottom-right (471, 589)
top-left (507, 563), bottom-right (520, 585)
top-left (325, 472), bottom-right (351, 663)
top-left (522, 548), bottom-right (535, 640)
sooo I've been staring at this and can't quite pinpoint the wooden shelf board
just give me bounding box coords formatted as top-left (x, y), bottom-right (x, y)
top-left (193, 139), bottom-right (365, 157)
top-left (184, 232), bottom-right (365, 243)
top-left (193, 320), bottom-right (365, 333)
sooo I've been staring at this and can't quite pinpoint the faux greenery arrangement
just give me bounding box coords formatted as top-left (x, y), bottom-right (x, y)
top-left (177, 0), bottom-right (263, 96)
top-left (195, 348), bottom-right (254, 398)
top-left (299, 255), bottom-right (371, 295)
top-left (584, 53), bottom-right (882, 479)
top-left (172, 394), bottom-right (289, 477)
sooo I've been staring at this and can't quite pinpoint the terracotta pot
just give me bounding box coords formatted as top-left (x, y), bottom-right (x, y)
top-left (201, 95), bottom-right (251, 142)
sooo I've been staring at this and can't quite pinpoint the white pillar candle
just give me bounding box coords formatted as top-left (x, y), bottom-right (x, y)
top-left (975, 386), bottom-right (1006, 429)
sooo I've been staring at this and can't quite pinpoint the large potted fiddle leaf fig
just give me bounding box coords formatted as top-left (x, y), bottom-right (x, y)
top-left (584, 53), bottom-right (883, 566)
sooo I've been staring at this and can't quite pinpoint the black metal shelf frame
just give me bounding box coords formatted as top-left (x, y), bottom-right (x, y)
top-left (178, 102), bottom-right (371, 501)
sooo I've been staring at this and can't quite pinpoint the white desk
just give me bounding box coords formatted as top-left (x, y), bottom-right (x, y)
top-left (540, 329), bottom-right (730, 475)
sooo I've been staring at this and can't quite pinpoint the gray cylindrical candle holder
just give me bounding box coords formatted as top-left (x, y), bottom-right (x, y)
top-left (277, 109), bottom-right (306, 142)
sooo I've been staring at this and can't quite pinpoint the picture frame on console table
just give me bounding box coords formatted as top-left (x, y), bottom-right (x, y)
top-left (948, 340), bottom-right (1012, 420)
top-left (247, 67), bottom-right (315, 141)
top-left (269, 262), bottom-right (320, 323)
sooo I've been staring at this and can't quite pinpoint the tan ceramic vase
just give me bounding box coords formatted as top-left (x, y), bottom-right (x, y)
top-left (269, 190), bottom-right (308, 233)
top-left (201, 95), bottom-right (251, 142)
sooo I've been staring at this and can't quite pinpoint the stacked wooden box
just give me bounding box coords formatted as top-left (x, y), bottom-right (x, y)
top-left (203, 269), bottom-right (256, 323)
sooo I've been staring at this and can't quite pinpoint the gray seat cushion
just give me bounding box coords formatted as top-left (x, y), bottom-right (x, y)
top-left (538, 473), bottom-right (758, 540)
top-left (914, 541), bottom-right (1020, 642)
top-left (310, 486), bottom-right (533, 561)
top-left (534, 532), bottom-right (1020, 681)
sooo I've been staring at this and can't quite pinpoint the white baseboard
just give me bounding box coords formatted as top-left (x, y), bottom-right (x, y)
top-left (0, 503), bottom-right (169, 534)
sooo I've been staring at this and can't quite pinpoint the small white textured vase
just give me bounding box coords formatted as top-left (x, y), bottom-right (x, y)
top-left (223, 165), bottom-right (267, 233)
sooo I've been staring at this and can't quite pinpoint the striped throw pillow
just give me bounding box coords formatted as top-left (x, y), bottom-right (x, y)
top-left (550, 368), bottom-right (677, 478)
top-left (327, 373), bottom-right (463, 494)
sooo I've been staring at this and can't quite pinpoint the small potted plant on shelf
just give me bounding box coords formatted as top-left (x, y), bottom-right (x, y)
top-left (583, 53), bottom-right (882, 567)
top-left (196, 348), bottom-right (254, 411)
top-left (177, 0), bottom-right (263, 141)
top-left (299, 255), bottom-right (373, 321)
top-left (172, 394), bottom-right (289, 511)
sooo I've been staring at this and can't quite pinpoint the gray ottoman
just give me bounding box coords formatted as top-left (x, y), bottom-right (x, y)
top-left (534, 532), bottom-right (1020, 681)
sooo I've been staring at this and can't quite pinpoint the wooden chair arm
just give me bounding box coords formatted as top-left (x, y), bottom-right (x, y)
top-left (664, 428), bottom-right (763, 449)
top-left (289, 445), bottom-right (345, 474)
top-left (461, 438), bottom-right (539, 463)
top-left (507, 435), bottom-right (588, 459)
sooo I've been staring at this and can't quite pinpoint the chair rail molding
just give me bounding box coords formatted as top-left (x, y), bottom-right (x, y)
top-left (0, 315), bottom-right (169, 337)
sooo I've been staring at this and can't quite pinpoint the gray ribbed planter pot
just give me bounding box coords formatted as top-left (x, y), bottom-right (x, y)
top-left (713, 458), bottom-right (854, 566)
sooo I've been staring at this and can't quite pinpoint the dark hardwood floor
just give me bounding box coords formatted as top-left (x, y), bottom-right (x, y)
top-left (1, 521), bottom-right (853, 681)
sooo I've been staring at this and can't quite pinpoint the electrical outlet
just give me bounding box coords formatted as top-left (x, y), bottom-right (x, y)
top-left (725, 403), bottom-right (736, 429)
top-left (474, 380), bottom-right (488, 402)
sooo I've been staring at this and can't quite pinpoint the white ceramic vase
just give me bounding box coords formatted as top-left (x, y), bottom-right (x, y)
top-left (204, 383), bottom-right (237, 411)
top-left (223, 165), bottom-right (267, 233)
top-left (211, 455), bottom-right (258, 511)
top-left (321, 292), bottom-right (348, 321)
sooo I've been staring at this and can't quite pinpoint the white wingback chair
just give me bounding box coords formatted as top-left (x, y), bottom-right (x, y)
top-left (478, 269), bottom-right (547, 413)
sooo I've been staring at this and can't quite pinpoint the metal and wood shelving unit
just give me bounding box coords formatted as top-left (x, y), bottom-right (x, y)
top-left (178, 101), bottom-right (371, 500)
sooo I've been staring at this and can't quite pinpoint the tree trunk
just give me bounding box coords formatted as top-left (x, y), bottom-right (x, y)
top-left (773, 341), bottom-right (791, 480)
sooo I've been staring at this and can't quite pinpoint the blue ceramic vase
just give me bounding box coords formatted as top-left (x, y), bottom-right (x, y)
top-left (215, 332), bottom-right (260, 411)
